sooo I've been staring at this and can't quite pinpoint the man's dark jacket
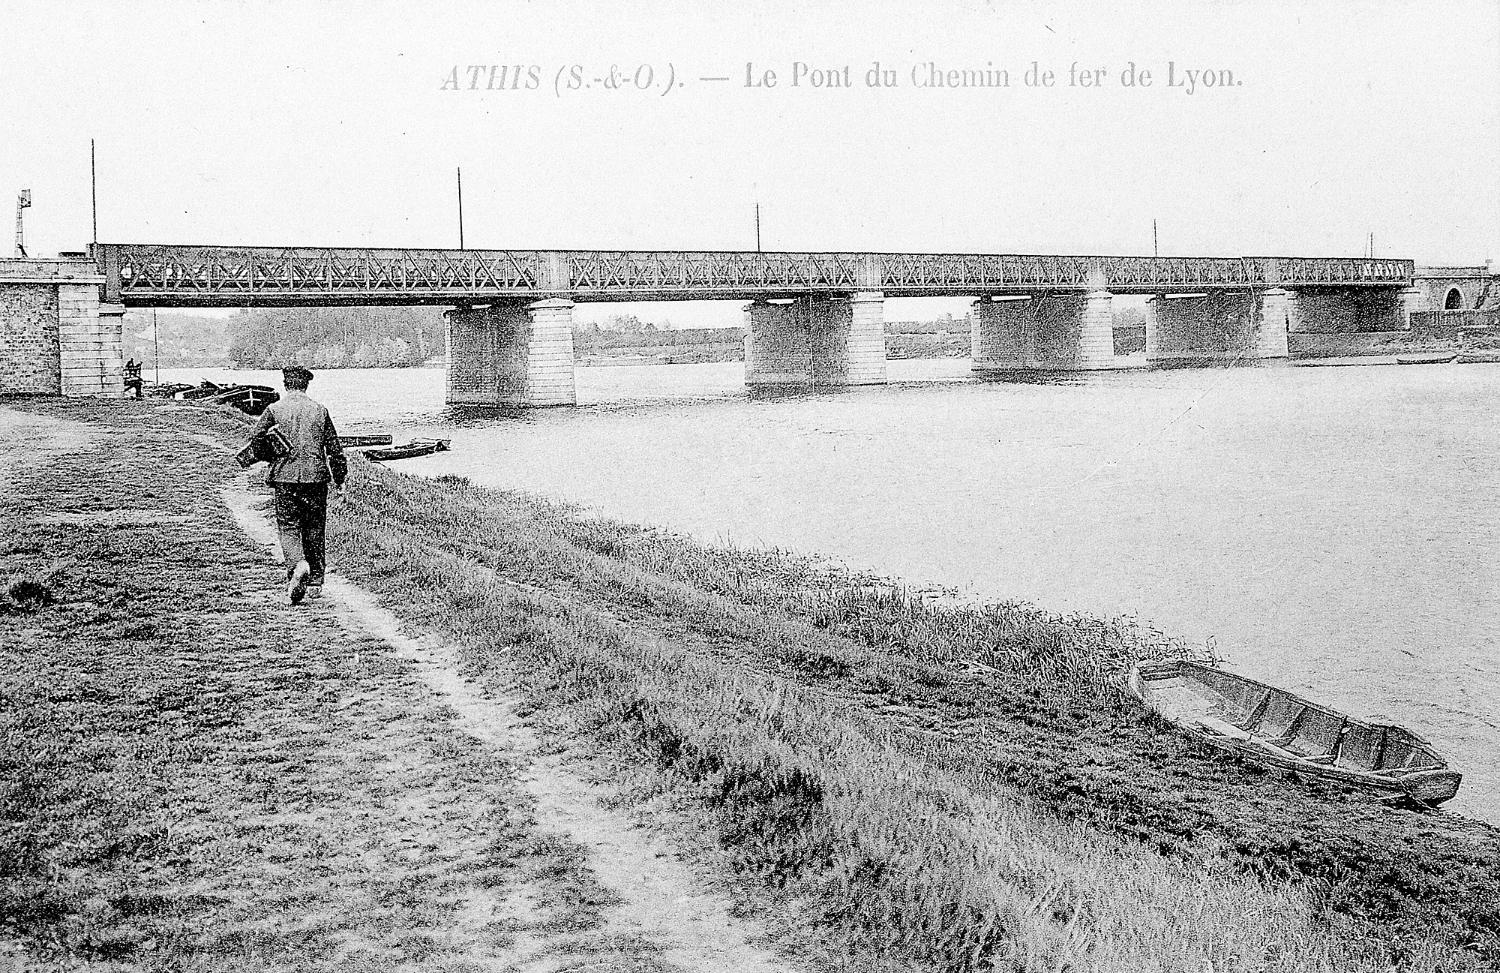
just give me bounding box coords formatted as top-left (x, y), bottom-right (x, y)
top-left (247, 390), bottom-right (347, 485)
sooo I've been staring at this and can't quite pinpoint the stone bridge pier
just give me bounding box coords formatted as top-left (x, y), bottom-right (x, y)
top-left (744, 292), bottom-right (887, 386)
top-left (971, 280), bottom-right (1120, 372)
top-left (1145, 289), bottom-right (1291, 365)
top-left (1282, 286), bottom-right (1408, 334)
top-left (444, 298), bottom-right (576, 407)
top-left (1145, 285), bottom-right (1415, 365)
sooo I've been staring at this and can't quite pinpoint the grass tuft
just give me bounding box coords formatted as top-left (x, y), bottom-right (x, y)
top-left (2, 561), bottom-right (68, 613)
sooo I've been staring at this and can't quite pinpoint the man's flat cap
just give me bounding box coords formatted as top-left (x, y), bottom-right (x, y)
top-left (282, 366), bottom-right (314, 383)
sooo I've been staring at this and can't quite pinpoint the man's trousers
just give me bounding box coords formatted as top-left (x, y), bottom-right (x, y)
top-left (272, 482), bottom-right (329, 585)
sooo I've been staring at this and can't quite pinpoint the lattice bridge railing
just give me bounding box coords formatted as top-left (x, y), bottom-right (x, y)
top-left (95, 244), bottom-right (1413, 306)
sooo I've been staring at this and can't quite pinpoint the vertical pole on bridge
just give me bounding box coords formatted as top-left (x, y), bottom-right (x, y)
top-left (456, 167), bottom-right (465, 250)
top-left (90, 139), bottom-right (98, 247)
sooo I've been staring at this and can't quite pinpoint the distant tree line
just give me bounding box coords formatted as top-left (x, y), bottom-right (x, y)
top-left (228, 307), bottom-right (445, 369)
top-left (222, 306), bottom-right (1156, 369)
top-left (886, 312), bottom-right (965, 334)
top-left (122, 313), bottom-right (232, 368)
top-left (575, 315), bottom-right (742, 352)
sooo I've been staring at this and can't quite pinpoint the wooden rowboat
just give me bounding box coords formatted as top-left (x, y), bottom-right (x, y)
top-left (204, 385), bottom-right (279, 416)
top-left (362, 438), bottom-right (450, 462)
top-left (338, 434), bottom-right (394, 447)
top-left (1127, 660), bottom-right (1461, 805)
top-left (1395, 352), bottom-right (1458, 365)
top-left (1290, 357), bottom-right (1398, 367)
top-left (179, 380), bottom-right (227, 400)
top-left (149, 382), bottom-right (200, 398)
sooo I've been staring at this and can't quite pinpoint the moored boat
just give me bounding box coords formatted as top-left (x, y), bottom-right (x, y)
top-left (1395, 352), bottom-right (1458, 365)
top-left (204, 385), bottom-right (279, 415)
top-left (178, 380), bottom-right (227, 400)
top-left (148, 381), bottom-right (200, 398)
top-left (1290, 357), bottom-right (1398, 367)
top-left (338, 433), bottom-right (394, 447)
top-left (1127, 659), bottom-right (1461, 805)
top-left (362, 438), bottom-right (450, 462)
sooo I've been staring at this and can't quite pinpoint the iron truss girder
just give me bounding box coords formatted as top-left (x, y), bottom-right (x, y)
top-left (95, 244), bottom-right (1414, 306)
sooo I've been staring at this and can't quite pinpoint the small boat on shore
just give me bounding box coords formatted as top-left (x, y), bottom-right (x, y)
top-left (149, 381), bottom-right (200, 399)
top-left (1127, 659), bottom-right (1461, 805)
top-left (178, 380), bottom-right (228, 400)
top-left (204, 385), bottom-right (279, 415)
top-left (1395, 352), bottom-right (1458, 365)
top-left (1290, 356), bottom-right (1398, 367)
top-left (362, 438), bottom-right (450, 462)
top-left (159, 380), bottom-right (278, 415)
top-left (338, 433), bottom-right (394, 447)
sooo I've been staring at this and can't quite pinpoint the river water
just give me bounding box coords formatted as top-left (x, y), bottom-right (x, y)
top-left (170, 359), bottom-right (1500, 823)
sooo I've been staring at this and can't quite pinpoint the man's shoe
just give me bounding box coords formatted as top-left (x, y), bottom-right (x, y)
top-left (288, 561), bottom-right (312, 605)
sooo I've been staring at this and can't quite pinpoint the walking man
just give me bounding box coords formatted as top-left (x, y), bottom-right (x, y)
top-left (246, 366), bottom-right (347, 605)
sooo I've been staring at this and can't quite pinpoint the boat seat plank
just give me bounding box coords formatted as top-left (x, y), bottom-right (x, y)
top-left (1379, 733), bottom-right (1443, 772)
top-left (1335, 723), bottom-right (1384, 771)
top-left (1257, 695), bottom-right (1306, 741)
top-left (1285, 708), bottom-right (1345, 759)
top-left (1227, 692), bottom-right (1270, 731)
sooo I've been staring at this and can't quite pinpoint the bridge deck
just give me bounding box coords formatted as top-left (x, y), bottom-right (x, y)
top-left (94, 244), bottom-right (1414, 307)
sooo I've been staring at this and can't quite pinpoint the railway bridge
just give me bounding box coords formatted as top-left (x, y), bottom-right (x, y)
top-left (2, 243), bottom-right (1422, 405)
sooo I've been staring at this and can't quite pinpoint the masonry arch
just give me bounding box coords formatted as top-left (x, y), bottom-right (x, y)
top-left (1444, 287), bottom-right (1466, 310)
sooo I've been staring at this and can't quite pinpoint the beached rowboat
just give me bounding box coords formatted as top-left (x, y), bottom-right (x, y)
top-left (178, 381), bottom-right (227, 400)
top-left (1395, 352), bottom-right (1458, 365)
top-left (338, 434), bottom-right (394, 447)
top-left (1127, 659), bottom-right (1461, 805)
top-left (1289, 357), bottom-right (1398, 367)
top-left (362, 438), bottom-right (450, 462)
top-left (204, 385), bottom-right (279, 416)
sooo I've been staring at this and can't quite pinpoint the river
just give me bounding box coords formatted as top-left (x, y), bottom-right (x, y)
top-left (167, 359), bottom-right (1500, 824)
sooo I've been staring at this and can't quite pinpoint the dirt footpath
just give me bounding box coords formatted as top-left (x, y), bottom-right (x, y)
top-left (0, 400), bottom-right (793, 973)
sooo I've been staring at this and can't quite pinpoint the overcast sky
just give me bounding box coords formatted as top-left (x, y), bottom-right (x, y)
top-left (1, 0), bottom-right (1496, 324)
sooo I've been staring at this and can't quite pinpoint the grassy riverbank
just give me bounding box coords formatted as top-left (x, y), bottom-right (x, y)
top-left (0, 401), bottom-right (680, 971)
top-left (328, 431), bottom-right (1500, 969)
top-left (4, 398), bottom-right (1498, 971)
